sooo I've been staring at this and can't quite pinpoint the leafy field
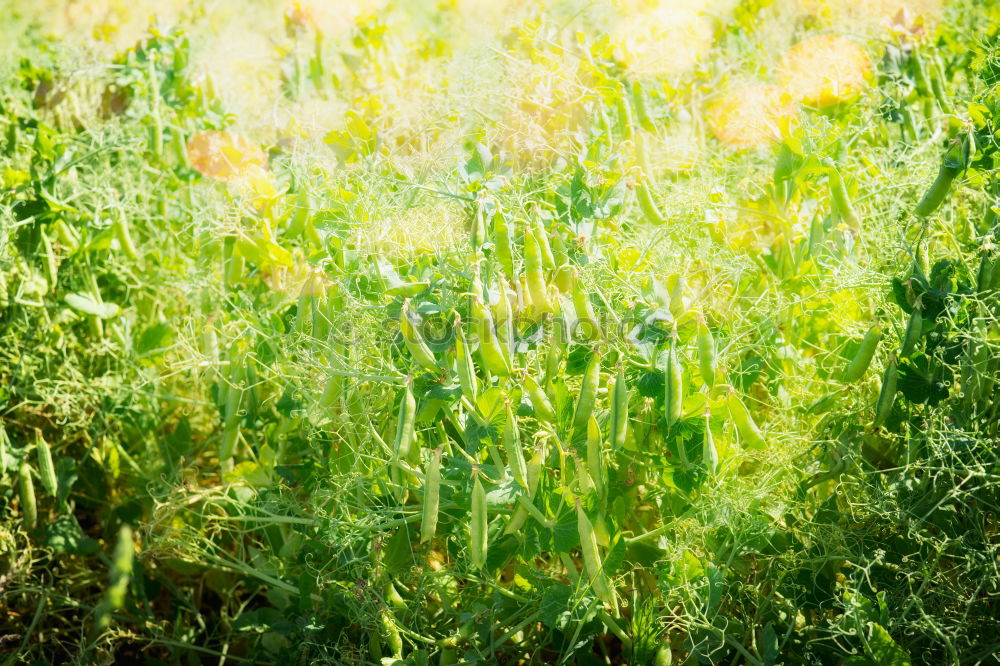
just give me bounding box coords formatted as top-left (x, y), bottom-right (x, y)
top-left (2, 0), bottom-right (999, 664)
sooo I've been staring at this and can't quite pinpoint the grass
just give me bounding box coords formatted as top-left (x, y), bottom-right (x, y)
top-left (1, 0), bottom-right (999, 664)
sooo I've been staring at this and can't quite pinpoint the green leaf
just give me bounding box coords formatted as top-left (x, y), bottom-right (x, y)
top-left (540, 583), bottom-right (573, 629)
top-left (602, 535), bottom-right (626, 577)
top-left (137, 322), bottom-right (173, 355)
top-left (44, 514), bottom-right (99, 555)
top-left (774, 143), bottom-right (803, 182)
top-left (476, 387), bottom-right (506, 423)
top-left (897, 356), bottom-right (950, 406)
top-left (890, 277), bottom-right (914, 314)
top-left (381, 529), bottom-right (415, 573)
top-left (636, 369), bottom-right (664, 399)
top-left (55, 456), bottom-right (77, 510)
top-left (565, 345), bottom-right (593, 376)
top-left (866, 623), bottom-right (911, 666)
top-left (761, 623), bottom-right (778, 666)
top-left (224, 461), bottom-right (272, 487)
top-left (551, 511), bottom-right (580, 554)
top-left (625, 540), bottom-right (662, 569)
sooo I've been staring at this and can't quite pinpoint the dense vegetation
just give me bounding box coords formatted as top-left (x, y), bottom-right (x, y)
top-left (2, 0), bottom-right (999, 664)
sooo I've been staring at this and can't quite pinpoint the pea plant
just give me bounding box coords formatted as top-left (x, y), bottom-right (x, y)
top-left (1, 2), bottom-right (998, 665)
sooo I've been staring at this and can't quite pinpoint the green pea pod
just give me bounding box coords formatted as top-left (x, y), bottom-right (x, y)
top-left (522, 373), bottom-right (557, 424)
top-left (665, 334), bottom-right (683, 428)
top-left (806, 392), bottom-right (840, 415)
top-left (635, 182), bottom-right (666, 226)
top-left (471, 203), bottom-right (486, 250)
top-left (727, 391), bottom-right (766, 449)
top-left (916, 243), bottom-right (931, 281)
top-left (147, 57), bottom-right (163, 161)
top-left (171, 126), bottom-right (190, 170)
top-left (113, 209), bottom-right (140, 261)
top-left (633, 135), bottom-right (666, 225)
top-left (910, 49), bottom-right (934, 97)
top-left (617, 87), bottom-right (666, 225)
top-left (318, 371), bottom-right (344, 412)
top-left (576, 498), bottom-right (615, 608)
top-left (527, 445), bottom-right (543, 496)
top-left (392, 380), bottom-right (417, 499)
top-left (524, 226), bottom-right (554, 314)
top-left (532, 219), bottom-right (556, 270)
top-left (574, 455), bottom-right (595, 494)
top-left (901, 308), bottom-right (922, 357)
top-left (551, 229), bottom-right (569, 269)
top-left (976, 252), bottom-right (995, 294)
top-left (504, 402), bottom-right (528, 489)
top-left (668, 274), bottom-right (686, 319)
top-left (41, 229), bottom-right (58, 292)
top-left (655, 645), bottom-right (673, 666)
top-left (493, 212), bottom-right (514, 277)
top-left (873, 358), bottom-right (898, 428)
top-left (915, 140), bottom-right (963, 218)
top-left (380, 609), bottom-right (404, 659)
top-left (400, 299), bottom-right (439, 373)
top-left (495, 284), bottom-right (515, 364)
top-left (19, 462), bottom-right (37, 530)
top-left (394, 381), bottom-right (417, 465)
top-left (572, 353), bottom-right (601, 439)
top-left (631, 79), bottom-right (656, 133)
top-left (703, 412), bottom-right (718, 475)
top-left (110, 525), bottom-right (134, 598)
top-left (969, 328), bottom-right (991, 403)
top-left (595, 94), bottom-right (613, 139)
top-left (54, 219), bottom-right (81, 251)
top-left (517, 273), bottom-right (533, 313)
top-left (828, 165), bottom-right (859, 228)
top-left (586, 415), bottom-right (605, 499)
top-left (470, 473), bottom-right (488, 569)
top-left (843, 323), bottom-right (881, 383)
top-left (421, 447), bottom-right (442, 543)
top-left (35, 432), bottom-right (57, 497)
top-left (224, 237), bottom-right (244, 287)
top-left (544, 341), bottom-right (563, 386)
top-left (915, 163), bottom-right (961, 219)
top-left (572, 285), bottom-right (598, 341)
top-left (384, 581), bottom-right (407, 609)
top-left (471, 296), bottom-right (511, 377)
top-left (618, 85), bottom-right (636, 142)
top-left (0, 426), bottom-right (8, 478)
top-left (454, 317), bottom-right (478, 403)
top-left (608, 370), bottom-right (628, 450)
top-left (928, 53), bottom-right (951, 113)
top-left (504, 446), bottom-right (544, 536)
top-left (220, 358), bottom-right (243, 463)
top-left (554, 265), bottom-right (577, 295)
top-left (90, 525), bottom-right (134, 644)
top-left (697, 316), bottom-right (717, 388)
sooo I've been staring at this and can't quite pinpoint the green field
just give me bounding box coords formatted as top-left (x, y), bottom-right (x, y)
top-left (2, 0), bottom-right (999, 664)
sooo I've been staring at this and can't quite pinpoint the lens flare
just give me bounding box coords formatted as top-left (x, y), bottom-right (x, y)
top-left (796, 0), bottom-right (944, 33)
top-left (499, 63), bottom-right (591, 169)
top-left (611, 3), bottom-right (714, 78)
top-left (186, 130), bottom-right (268, 182)
top-left (706, 84), bottom-right (798, 149)
top-left (47, 0), bottom-right (191, 51)
top-left (777, 35), bottom-right (872, 107)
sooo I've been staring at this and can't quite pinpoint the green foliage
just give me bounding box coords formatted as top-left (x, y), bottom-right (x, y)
top-left (2, 1), bottom-right (999, 664)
